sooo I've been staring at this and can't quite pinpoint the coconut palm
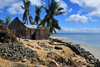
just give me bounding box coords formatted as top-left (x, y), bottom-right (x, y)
top-left (20, 0), bottom-right (31, 24)
top-left (40, 0), bottom-right (66, 34)
top-left (49, 18), bottom-right (61, 34)
top-left (5, 15), bottom-right (11, 26)
top-left (35, 5), bottom-right (41, 25)
top-left (29, 15), bottom-right (35, 25)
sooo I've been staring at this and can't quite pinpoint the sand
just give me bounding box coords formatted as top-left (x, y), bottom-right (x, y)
top-left (0, 36), bottom-right (91, 67)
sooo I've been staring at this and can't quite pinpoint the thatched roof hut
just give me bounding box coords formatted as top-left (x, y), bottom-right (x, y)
top-left (8, 17), bottom-right (49, 40)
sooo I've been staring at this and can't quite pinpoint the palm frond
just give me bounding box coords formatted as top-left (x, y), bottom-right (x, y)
top-left (57, 7), bottom-right (64, 11)
top-left (55, 12), bottom-right (66, 16)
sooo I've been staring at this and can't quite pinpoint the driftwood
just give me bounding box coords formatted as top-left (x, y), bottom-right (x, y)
top-left (54, 46), bottom-right (62, 50)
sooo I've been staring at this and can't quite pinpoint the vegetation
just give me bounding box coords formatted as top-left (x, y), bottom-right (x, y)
top-left (29, 15), bottom-right (35, 25)
top-left (20, 0), bottom-right (31, 24)
top-left (35, 5), bottom-right (41, 25)
top-left (20, 0), bottom-right (66, 34)
top-left (40, 0), bottom-right (66, 34)
top-left (5, 15), bottom-right (11, 26)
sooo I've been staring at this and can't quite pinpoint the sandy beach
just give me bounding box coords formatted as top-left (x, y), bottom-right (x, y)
top-left (0, 36), bottom-right (99, 67)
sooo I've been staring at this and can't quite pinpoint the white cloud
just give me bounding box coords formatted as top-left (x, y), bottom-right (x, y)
top-left (61, 27), bottom-right (100, 33)
top-left (68, 8), bottom-right (73, 12)
top-left (0, 0), bottom-right (43, 14)
top-left (88, 11), bottom-right (100, 17)
top-left (7, 1), bottom-right (24, 14)
top-left (0, 0), bottom-right (19, 8)
top-left (78, 9), bottom-right (83, 14)
top-left (89, 17), bottom-right (99, 21)
top-left (70, 0), bottom-right (100, 17)
top-left (55, 0), bottom-right (72, 15)
top-left (66, 14), bottom-right (88, 23)
top-left (0, 0), bottom-right (19, 12)
top-left (30, 0), bottom-right (43, 6)
top-left (55, 0), bottom-right (67, 11)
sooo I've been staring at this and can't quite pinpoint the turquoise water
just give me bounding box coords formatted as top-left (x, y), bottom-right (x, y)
top-left (51, 33), bottom-right (100, 59)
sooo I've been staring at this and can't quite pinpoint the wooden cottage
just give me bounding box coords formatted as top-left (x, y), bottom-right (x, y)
top-left (8, 17), bottom-right (49, 40)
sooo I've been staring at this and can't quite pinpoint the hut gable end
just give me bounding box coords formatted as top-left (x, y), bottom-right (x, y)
top-left (8, 17), bottom-right (26, 29)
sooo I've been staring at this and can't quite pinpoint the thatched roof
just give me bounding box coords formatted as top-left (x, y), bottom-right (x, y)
top-left (8, 17), bottom-right (26, 29)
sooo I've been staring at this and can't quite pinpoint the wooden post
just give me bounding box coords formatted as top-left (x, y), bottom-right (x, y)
top-left (25, 28), bottom-right (27, 39)
top-left (19, 25), bottom-right (22, 41)
top-left (30, 29), bottom-right (31, 39)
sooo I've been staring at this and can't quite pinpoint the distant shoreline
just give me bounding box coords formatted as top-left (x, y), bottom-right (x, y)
top-left (53, 33), bottom-right (100, 34)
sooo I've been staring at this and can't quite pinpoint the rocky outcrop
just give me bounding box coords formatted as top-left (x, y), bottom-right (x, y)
top-left (66, 42), bottom-right (100, 67)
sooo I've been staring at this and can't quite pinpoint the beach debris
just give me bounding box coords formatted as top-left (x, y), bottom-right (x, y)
top-left (48, 41), bottom-right (54, 45)
top-left (0, 27), bottom-right (17, 43)
top-left (54, 46), bottom-right (62, 50)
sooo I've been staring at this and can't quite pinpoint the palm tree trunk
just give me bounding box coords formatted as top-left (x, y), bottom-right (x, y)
top-left (26, 9), bottom-right (29, 24)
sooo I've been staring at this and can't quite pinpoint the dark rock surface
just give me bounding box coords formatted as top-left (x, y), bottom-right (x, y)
top-left (0, 42), bottom-right (37, 62)
top-left (66, 42), bottom-right (100, 67)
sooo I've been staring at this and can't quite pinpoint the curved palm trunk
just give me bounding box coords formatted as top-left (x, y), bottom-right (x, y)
top-left (26, 9), bottom-right (29, 24)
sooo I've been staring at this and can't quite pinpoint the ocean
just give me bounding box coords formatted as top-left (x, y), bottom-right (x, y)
top-left (51, 33), bottom-right (100, 60)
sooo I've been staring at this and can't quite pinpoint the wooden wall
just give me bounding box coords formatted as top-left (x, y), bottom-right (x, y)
top-left (26, 28), bottom-right (49, 40)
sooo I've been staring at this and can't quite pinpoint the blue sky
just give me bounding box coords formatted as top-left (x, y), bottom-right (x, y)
top-left (0, 0), bottom-right (100, 33)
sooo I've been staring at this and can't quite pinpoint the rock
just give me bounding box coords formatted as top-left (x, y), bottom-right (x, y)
top-left (67, 58), bottom-right (82, 67)
top-left (90, 60), bottom-right (95, 64)
top-left (22, 59), bottom-right (27, 62)
top-left (0, 42), bottom-right (37, 62)
top-left (74, 59), bottom-right (77, 62)
top-left (95, 62), bottom-right (100, 67)
top-left (81, 62), bottom-right (86, 65)
top-left (87, 64), bottom-right (94, 67)
top-left (47, 52), bottom-right (68, 64)
top-left (47, 61), bottom-right (57, 67)
top-left (35, 65), bottom-right (48, 67)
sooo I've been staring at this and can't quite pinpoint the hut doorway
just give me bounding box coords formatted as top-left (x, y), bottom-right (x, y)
top-left (31, 30), bottom-right (36, 40)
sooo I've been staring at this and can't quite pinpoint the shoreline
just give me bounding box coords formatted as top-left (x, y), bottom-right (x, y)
top-left (81, 45), bottom-right (100, 60)
top-left (52, 36), bottom-right (100, 60)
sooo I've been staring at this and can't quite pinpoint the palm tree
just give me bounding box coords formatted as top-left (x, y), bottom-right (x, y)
top-left (29, 15), bottom-right (35, 25)
top-left (40, 0), bottom-right (66, 34)
top-left (35, 5), bottom-right (41, 25)
top-left (49, 18), bottom-right (61, 34)
top-left (20, 0), bottom-right (31, 24)
top-left (5, 15), bottom-right (11, 26)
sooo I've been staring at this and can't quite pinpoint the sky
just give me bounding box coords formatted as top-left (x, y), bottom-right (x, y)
top-left (0, 0), bottom-right (100, 33)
